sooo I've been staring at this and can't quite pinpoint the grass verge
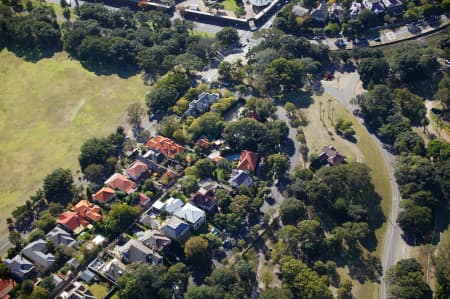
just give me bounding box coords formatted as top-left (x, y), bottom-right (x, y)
top-left (300, 93), bottom-right (391, 299)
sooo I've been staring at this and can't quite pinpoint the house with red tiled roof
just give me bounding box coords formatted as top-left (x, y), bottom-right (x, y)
top-left (105, 173), bottom-right (137, 194)
top-left (146, 135), bottom-right (184, 159)
top-left (126, 161), bottom-right (149, 182)
top-left (196, 138), bottom-right (210, 149)
top-left (73, 200), bottom-right (102, 223)
top-left (0, 278), bottom-right (15, 298)
top-left (236, 150), bottom-right (258, 172)
top-left (57, 211), bottom-right (84, 233)
top-left (92, 187), bottom-right (116, 204)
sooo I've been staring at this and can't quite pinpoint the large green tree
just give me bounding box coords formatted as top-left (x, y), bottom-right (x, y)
top-left (280, 257), bottom-right (333, 299)
top-left (386, 259), bottom-right (432, 299)
top-left (43, 168), bottom-right (73, 203)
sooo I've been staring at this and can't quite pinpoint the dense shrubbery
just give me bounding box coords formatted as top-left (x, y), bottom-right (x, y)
top-left (0, 5), bottom-right (61, 60)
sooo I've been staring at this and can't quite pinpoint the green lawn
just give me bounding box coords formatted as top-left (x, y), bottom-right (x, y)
top-left (0, 50), bottom-right (146, 239)
top-left (300, 94), bottom-right (391, 299)
top-left (88, 283), bottom-right (110, 298)
top-left (221, 0), bottom-right (239, 14)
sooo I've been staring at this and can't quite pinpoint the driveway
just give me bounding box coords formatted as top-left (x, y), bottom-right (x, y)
top-left (321, 71), bottom-right (411, 299)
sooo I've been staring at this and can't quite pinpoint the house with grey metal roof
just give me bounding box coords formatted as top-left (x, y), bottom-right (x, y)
top-left (46, 226), bottom-right (76, 247)
top-left (22, 239), bottom-right (56, 272)
top-left (3, 255), bottom-right (35, 281)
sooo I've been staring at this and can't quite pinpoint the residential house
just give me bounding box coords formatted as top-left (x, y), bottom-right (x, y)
top-left (207, 151), bottom-right (224, 163)
top-left (329, 2), bottom-right (344, 21)
top-left (58, 281), bottom-right (96, 299)
top-left (57, 211), bottom-right (83, 233)
top-left (363, 0), bottom-right (385, 14)
top-left (146, 135), bottom-right (185, 159)
top-left (137, 157), bottom-right (167, 175)
top-left (310, 1), bottom-right (329, 23)
top-left (46, 226), bottom-right (76, 247)
top-left (22, 239), bottom-right (56, 272)
top-left (229, 169), bottom-right (253, 188)
top-left (292, 4), bottom-right (309, 16)
top-left (349, 1), bottom-right (363, 17)
top-left (101, 258), bottom-right (127, 283)
top-left (152, 197), bottom-right (184, 214)
top-left (237, 150), bottom-right (258, 172)
top-left (114, 239), bottom-right (162, 265)
top-left (141, 148), bottom-right (164, 164)
top-left (79, 269), bottom-right (96, 284)
top-left (73, 200), bottom-right (102, 224)
top-left (139, 193), bottom-right (152, 209)
top-left (318, 146), bottom-right (346, 166)
top-left (126, 160), bottom-right (149, 182)
top-left (92, 187), bottom-right (116, 204)
top-left (0, 279), bottom-right (15, 299)
top-left (197, 138), bottom-right (211, 150)
top-left (174, 203), bottom-right (206, 230)
top-left (3, 256), bottom-right (35, 281)
top-left (137, 230), bottom-right (171, 252)
top-left (184, 92), bottom-right (220, 117)
top-left (161, 216), bottom-right (191, 242)
top-left (382, 0), bottom-right (403, 16)
top-left (57, 200), bottom-right (102, 234)
top-left (105, 173), bottom-right (137, 194)
top-left (189, 187), bottom-right (217, 212)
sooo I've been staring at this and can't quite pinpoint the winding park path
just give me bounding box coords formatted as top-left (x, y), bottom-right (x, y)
top-left (321, 71), bottom-right (411, 299)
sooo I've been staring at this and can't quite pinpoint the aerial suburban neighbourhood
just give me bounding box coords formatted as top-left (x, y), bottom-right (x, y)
top-left (0, 0), bottom-right (449, 297)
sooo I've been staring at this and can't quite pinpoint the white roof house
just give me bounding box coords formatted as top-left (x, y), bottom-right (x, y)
top-left (363, 0), bottom-right (385, 14)
top-left (349, 1), bottom-right (363, 17)
top-left (151, 197), bottom-right (184, 214)
top-left (174, 203), bottom-right (206, 230)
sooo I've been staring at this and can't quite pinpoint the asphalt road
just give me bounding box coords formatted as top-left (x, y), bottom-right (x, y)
top-left (260, 106), bottom-right (302, 216)
top-left (321, 72), bottom-right (409, 299)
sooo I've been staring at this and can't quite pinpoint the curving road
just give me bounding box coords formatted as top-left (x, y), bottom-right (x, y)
top-left (321, 72), bottom-right (410, 299)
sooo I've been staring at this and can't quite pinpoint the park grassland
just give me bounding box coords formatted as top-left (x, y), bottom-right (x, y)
top-left (300, 93), bottom-right (392, 299)
top-left (0, 50), bottom-right (147, 239)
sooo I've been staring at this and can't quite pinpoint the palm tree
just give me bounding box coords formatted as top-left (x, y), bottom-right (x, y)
top-left (319, 101), bottom-right (323, 121)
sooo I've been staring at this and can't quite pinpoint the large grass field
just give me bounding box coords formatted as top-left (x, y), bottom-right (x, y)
top-left (299, 93), bottom-right (392, 299)
top-left (0, 50), bottom-right (147, 240)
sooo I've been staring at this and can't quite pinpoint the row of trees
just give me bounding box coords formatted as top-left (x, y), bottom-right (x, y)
top-left (0, 5), bottom-right (61, 60)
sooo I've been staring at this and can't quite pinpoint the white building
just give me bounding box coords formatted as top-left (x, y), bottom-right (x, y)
top-left (174, 203), bottom-right (206, 230)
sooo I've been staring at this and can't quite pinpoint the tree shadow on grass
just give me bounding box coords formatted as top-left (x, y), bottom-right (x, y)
top-left (79, 60), bottom-right (140, 79)
top-left (4, 42), bottom-right (62, 62)
top-left (278, 90), bottom-right (314, 109)
top-left (361, 192), bottom-right (385, 252)
top-left (333, 245), bottom-right (382, 283)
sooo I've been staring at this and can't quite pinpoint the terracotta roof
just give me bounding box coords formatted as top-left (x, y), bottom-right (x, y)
top-left (93, 187), bottom-right (116, 204)
top-left (73, 200), bottom-right (102, 223)
top-left (197, 138), bottom-right (210, 149)
top-left (236, 150), bottom-right (258, 172)
top-left (126, 161), bottom-right (149, 180)
top-left (105, 173), bottom-right (137, 194)
top-left (139, 193), bottom-right (150, 206)
top-left (146, 135), bottom-right (184, 159)
top-left (0, 279), bottom-right (15, 299)
top-left (57, 211), bottom-right (84, 232)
